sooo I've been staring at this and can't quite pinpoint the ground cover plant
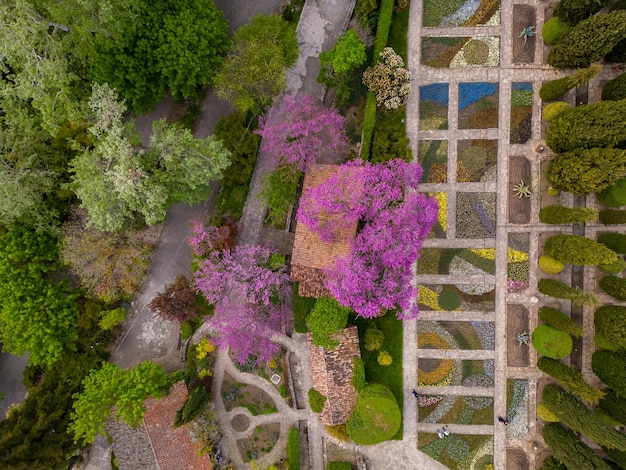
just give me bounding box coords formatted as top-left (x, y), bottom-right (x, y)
top-left (418, 284), bottom-right (496, 312)
top-left (457, 140), bottom-right (498, 182)
top-left (421, 36), bottom-right (500, 68)
top-left (423, 0), bottom-right (501, 26)
top-left (456, 192), bottom-right (496, 238)
top-left (505, 379), bottom-right (528, 438)
top-left (419, 83), bottom-right (449, 130)
top-left (458, 83), bottom-right (499, 129)
top-left (418, 394), bottom-right (494, 425)
top-left (419, 433), bottom-right (493, 469)
top-left (418, 140), bottom-right (448, 183)
top-left (417, 321), bottom-right (495, 350)
top-left (510, 83), bottom-right (533, 144)
top-left (236, 422), bottom-right (280, 462)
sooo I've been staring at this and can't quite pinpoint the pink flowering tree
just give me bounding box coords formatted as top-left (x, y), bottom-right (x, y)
top-left (255, 94), bottom-right (350, 172)
top-left (187, 219), bottom-right (237, 257)
top-left (193, 243), bottom-right (292, 364)
top-left (297, 159), bottom-right (438, 319)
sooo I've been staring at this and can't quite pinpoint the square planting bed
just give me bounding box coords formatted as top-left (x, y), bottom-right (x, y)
top-left (418, 248), bottom-right (495, 276)
top-left (419, 433), bottom-right (494, 469)
top-left (423, 0), bottom-right (501, 27)
top-left (420, 83), bottom-right (449, 130)
top-left (419, 140), bottom-right (448, 183)
top-left (510, 83), bottom-right (533, 144)
top-left (458, 82), bottom-right (499, 129)
top-left (456, 192), bottom-right (496, 239)
top-left (418, 284), bottom-right (496, 312)
top-left (457, 140), bottom-right (498, 183)
top-left (418, 394), bottom-right (494, 425)
top-left (421, 37), bottom-right (500, 68)
top-left (418, 320), bottom-right (495, 350)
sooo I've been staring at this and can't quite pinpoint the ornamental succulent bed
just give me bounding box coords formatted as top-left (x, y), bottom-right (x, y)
top-left (418, 321), bottom-right (495, 350)
top-left (458, 83), bottom-right (499, 129)
top-left (508, 233), bottom-right (530, 293)
top-left (418, 394), bottom-right (494, 425)
top-left (505, 379), bottom-right (528, 438)
top-left (419, 284), bottom-right (496, 311)
top-left (428, 192), bottom-right (448, 238)
top-left (422, 0), bottom-right (501, 27)
top-left (457, 140), bottom-right (498, 182)
top-left (456, 192), bottom-right (496, 239)
top-left (510, 83), bottom-right (533, 144)
top-left (419, 433), bottom-right (494, 470)
top-left (419, 83), bottom-right (449, 130)
top-left (419, 140), bottom-right (448, 183)
top-left (221, 373), bottom-right (278, 415)
top-left (421, 35), bottom-right (500, 68)
top-left (418, 248), bottom-right (495, 275)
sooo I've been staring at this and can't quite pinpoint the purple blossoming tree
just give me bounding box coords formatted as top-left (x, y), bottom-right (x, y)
top-left (255, 94), bottom-right (350, 172)
top-left (297, 159), bottom-right (438, 319)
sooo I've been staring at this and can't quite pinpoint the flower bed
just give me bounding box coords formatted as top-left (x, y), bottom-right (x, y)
top-left (507, 233), bottom-right (529, 293)
top-left (419, 83), bottom-right (449, 130)
top-left (456, 192), bottom-right (496, 239)
top-left (510, 83), bottom-right (533, 144)
top-left (505, 379), bottom-right (528, 438)
top-left (428, 192), bottom-right (448, 238)
top-left (419, 140), bottom-right (448, 182)
top-left (458, 83), bottom-right (499, 129)
top-left (419, 433), bottom-right (494, 469)
top-left (419, 321), bottom-right (495, 350)
top-left (451, 37), bottom-right (500, 68)
top-left (418, 248), bottom-right (495, 275)
top-left (221, 373), bottom-right (278, 415)
top-left (423, 0), bottom-right (501, 27)
top-left (418, 395), bottom-right (494, 425)
top-left (419, 284), bottom-right (496, 311)
top-left (457, 140), bottom-right (498, 182)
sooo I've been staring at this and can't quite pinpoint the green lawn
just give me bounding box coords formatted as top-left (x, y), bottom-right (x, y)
top-left (387, 6), bottom-right (410, 62)
top-left (292, 283), bottom-right (316, 333)
top-left (355, 312), bottom-right (404, 439)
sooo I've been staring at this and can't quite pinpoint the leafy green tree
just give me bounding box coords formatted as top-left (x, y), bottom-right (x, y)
top-left (69, 361), bottom-right (176, 445)
top-left (543, 384), bottom-right (626, 451)
top-left (546, 148), bottom-right (626, 194)
top-left (537, 357), bottom-right (604, 404)
top-left (214, 14), bottom-right (298, 113)
top-left (593, 350), bottom-right (626, 396)
top-left (598, 233), bottom-right (626, 254)
top-left (308, 388), bottom-right (327, 413)
top-left (546, 99), bottom-right (626, 152)
top-left (538, 279), bottom-right (601, 307)
top-left (539, 306), bottom-right (583, 338)
top-left (539, 65), bottom-right (601, 101)
top-left (553, 0), bottom-right (612, 25)
top-left (539, 205), bottom-right (597, 224)
top-left (71, 84), bottom-right (231, 231)
top-left (0, 227), bottom-right (79, 367)
top-left (318, 29), bottom-right (367, 103)
top-left (346, 383), bottom-right (401, 445)
top-left (542, 423), bottom-right (612, 470)
top-left (548, 11), bottom-right (626, 68)
top-left (532, 325), bottom-right (573, 359)
top-left (594, 305), bottom-right (626, 347)
top-left (602, 72), bottom-right (626, 101)
top-left (307, 297), bottom-right (351, 349)
top-left (544, 234), bottom-right (618, 266)
top-left (258, 164), bottom-right (302, 227)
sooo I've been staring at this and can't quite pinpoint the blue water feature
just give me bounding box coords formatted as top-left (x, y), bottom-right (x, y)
top-left (419, 83), bottom-right (449, 106)
top-left (458, 82), bottom-right (498, 110)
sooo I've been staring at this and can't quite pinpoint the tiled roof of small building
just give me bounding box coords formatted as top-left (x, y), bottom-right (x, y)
top-left (142, 381), bottom-right (213, 470)
top-left (308, 326), bottom-right (361, 426)
top-left (291, 164), bottom-right (357, 298)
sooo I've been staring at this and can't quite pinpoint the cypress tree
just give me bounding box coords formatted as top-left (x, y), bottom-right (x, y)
top-left (542, 423), bottom-right (612, 470)
top-left (592, 350), bottom-right (626, 397)
top-left (537, 357), bottom-right (604, 404)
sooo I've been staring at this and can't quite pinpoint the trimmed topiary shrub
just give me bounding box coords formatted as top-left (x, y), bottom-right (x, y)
top-left (532, 325), bottom-right (573, 359)
top-left (539, 65), bottom-right (600, 101)
top-left (594, 305), bottom-right (626, 347)
top-left (539, 306), bottom-right (583, 338)
top-left (599, 233), bottom-right (626, 254)
top-left (600, 275), bottom-right (626, 301)
top-left (539, 205), bottom-right (597, 224)
top-left (599, 256), bottom-right (626, 274)
top-left (544, 234), bottom-right (618, 266)
top-left (542, 16), bottom-right (572, 44)
top-left (307, 297), bottom-right (351, 349)
top-left (288, 427), bottom-right (300, 470)
top-left (537, 357), bottom-right (605, 404)
top-left (538, 256), bottom-right (566, 274)
top-left (592, 349), bottom-right (626, 396)
top-left (553, 0), bottom-right (612, 25)
top-left (352, 357), bottom-right (366, 391)
top-left (597, 177), bottom-right (626, 207)
top-left (543, 101), bottom-right (571, 122)
top-left (542, 384), bottom-right (626, 451)
top-left (377, 350), bottom-right (393, 366)
top-left (364, 326), bottom-right (385, 351)
top-left (547, 11), bottom-right (626, 68)
top-left (308, 388), bottom-right (327, 413)
top-left (346, 383), bottom-right (401, 445)
top-left (600, 209), bottom-right (626, 225)
top-left (602, 72), bottom-right (626, 101)
top-left (537, 402), bottom-right (560, 422)
top-left (438, 288), bottom-right (461, 311)
top-left (546, 148), bottom-right (626, 194)
top-left (546, 99), bottom-right (626, 152)
top-left (542, 422), bottom-right (612, 470)
top-left (594, 333), bottom-right (620, 351)
top-left (598, 388), bottom-right (626, 425)
top-left (538, 278), bottom-right (601, 307)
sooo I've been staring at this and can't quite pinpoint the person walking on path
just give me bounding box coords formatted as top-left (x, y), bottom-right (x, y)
top-left (498, 416), bottom-right (509, 425)
top-left (412, 389), bottom-right (419, 398)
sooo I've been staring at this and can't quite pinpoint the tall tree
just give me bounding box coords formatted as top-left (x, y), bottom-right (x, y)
top-left (297, 159), bottom-right (438, 319)
top-left (214, 14), bottom-right (299, 113)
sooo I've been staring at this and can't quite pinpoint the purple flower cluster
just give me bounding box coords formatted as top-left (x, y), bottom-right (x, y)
top-left (507, 279), bottom-right (528, 293)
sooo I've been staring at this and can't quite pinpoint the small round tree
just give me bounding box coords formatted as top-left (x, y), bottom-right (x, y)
top-left (346, 384), bottom-right (401, 445)
top-left (539, 256), bottom-right (565, 274)
top-left (532, 325), bottom-right (573, 359)
top-left (538, 306), bottom-right (583, 338)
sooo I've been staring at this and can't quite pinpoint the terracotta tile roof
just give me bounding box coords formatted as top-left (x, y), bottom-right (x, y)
top-left (142, 381), bottom-right (213, 470)
top-left (308, 326), bottom-right (361, 426)
top-left (291, 164), bottom-right (357, 298)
